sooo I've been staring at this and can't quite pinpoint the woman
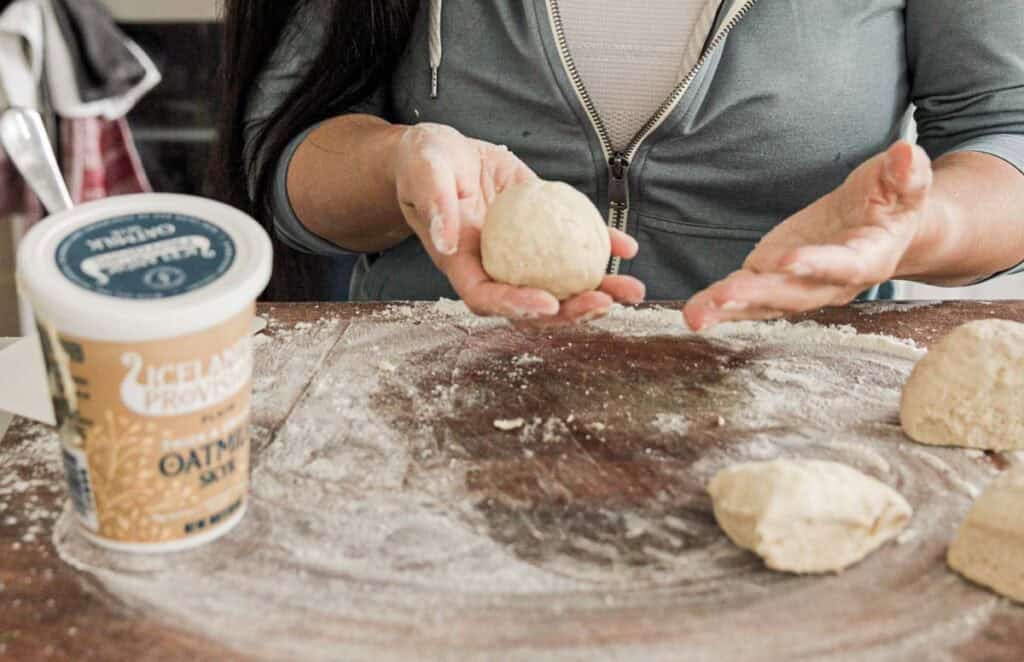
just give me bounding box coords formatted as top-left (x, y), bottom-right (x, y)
top-left (214, 0), bottom-right (1024, 328)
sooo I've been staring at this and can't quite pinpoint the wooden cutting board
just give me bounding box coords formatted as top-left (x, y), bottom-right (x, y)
top-left (2, 301), bottom-right (1023, 661)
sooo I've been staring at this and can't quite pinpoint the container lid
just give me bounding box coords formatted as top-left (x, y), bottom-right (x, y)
top-left (17, 193), bottom-right (273, 342)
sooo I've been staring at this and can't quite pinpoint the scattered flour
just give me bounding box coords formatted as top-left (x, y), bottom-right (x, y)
top-left (511, 353), bottom-right (544, 366)
top-left (1, 421), bottom-right (64, 547)
top-left (897, 529), bottom-right (919, 546)
top-left (706, 319), bottom-right (924, 362)
top-left (652, 413), bottom-right (691, 436)
top-left (853, 301), bottom-right (942, 315)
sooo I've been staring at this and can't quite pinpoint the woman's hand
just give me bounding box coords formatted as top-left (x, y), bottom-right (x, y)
top-left (684, 141), bottom-right (938, 331)
top-left (395, 123), bottom-right (645, 324)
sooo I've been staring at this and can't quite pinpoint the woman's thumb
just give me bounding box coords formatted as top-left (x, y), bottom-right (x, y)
top-left (881, 141), bottom-right (933, 208)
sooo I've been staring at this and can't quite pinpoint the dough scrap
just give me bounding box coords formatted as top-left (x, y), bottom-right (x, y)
top-left (481, 180), bottom-right (611, 301)
top-left (493, 418), bottom-right (525, 431)
top-left (948, 467), bottom-right (1024, 603)
top-left (901, 319), bottom-right (1024, 451)
top-left (708, 459), bottom-right (912, 574)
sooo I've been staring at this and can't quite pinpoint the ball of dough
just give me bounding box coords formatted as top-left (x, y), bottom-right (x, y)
top-left (948, 467), bottom-right (1024, 603)
top-left (708, 459), bottom-right (912, 574)
top-left (481, 180), bottom-right (611, 300)
top-left (901, 319), bottom-right (1024, 451)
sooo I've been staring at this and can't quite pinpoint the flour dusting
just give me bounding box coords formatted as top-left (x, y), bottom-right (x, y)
top-left (50, 302), bottom-right (1002, 661)
top-left (2, 421), bottom-right (64, 547)
top-left (853, 301), bottom-right (943, 315)
top-left (652, 413), bottom-right (691, 436)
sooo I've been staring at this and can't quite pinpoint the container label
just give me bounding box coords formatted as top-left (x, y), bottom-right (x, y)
top-left (55, 213), bottom-right (236, 299)
top-left (37, 307), bottom-right (254, 547)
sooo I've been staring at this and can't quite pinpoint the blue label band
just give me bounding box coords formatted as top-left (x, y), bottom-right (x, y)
top-left (56, 213), bottom-right (236, 300)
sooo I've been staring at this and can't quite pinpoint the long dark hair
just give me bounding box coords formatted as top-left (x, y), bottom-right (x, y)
top-left (209, 0), bottom-right (419, 301)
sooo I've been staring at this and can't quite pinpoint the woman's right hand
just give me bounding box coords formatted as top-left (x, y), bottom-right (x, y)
top-left (393, 123), bottom-right (644, 324)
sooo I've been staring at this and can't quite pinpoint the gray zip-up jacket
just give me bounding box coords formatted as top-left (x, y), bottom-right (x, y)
top-left (245, 0), bottom-right (1024, 301)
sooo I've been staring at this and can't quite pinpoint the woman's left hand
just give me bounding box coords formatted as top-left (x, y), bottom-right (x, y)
top-left (684, 141), bottom-right (938, 331)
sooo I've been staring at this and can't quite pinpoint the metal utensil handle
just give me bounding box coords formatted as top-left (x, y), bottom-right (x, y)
top-left (0, 108), bottom-right (73, 214)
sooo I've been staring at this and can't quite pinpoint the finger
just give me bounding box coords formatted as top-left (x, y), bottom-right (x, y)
top-left (397, 151), bottom-right (462, 256)
top-left (462, 281), bottom-right (563, 319)
top-left (683, 293), bottom-right (713, 332)
top-left (471, 141), bottom-right (538, 221)
top-left (779, 220), bottom-right (912, 286)
top-left (463, 156), bottom-right (536, 230)
top-left (457, 193), bottom-right (488, 231)
top-left (599, 275), bottom-right (645, 304)
top-left (780, 243), bottom-right (873, 285)
top-left (709, 271), bottom-right (848, 313)
top-left (510, 161), bottom-right (539, 186)
top-left (485, 143), bottom-right (538, 191)
top-left (685, 281), bottom-right (746, 331)
top-left (685, 293), bottom-right (789, 332)
top-left (881, 140), bottom-right (932, 210)
top-left (685, 270), bottom-right (851, 330)
top-left (558, 291), bottom-right (615, 323)
top-left (610, 229), bottom-right (639, 259)
top-left (513, 291), bottom-right (614, 330)
top-left (687, 301), bottom-right (790, 331)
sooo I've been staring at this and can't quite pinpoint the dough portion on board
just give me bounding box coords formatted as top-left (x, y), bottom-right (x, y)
top-left (481, 180), bottom-right (611, 301)
top-left (901, 319), bottom-right (1024, 451)
top-left (948, 467), bottom-right (1024, 603)
top-left (708, 460), bottom-right (912, 574)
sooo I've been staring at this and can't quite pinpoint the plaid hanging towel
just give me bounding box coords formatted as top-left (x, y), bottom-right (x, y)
top-left (60, 116), bottom-right (151, 205)
top-left (0, 146), bottom-right (45, 225)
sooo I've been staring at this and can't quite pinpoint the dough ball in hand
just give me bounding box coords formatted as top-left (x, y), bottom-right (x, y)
top-left (901, 319), bottom-right (1024, 451)
top-left (481, 180), bottom-right (611, 301)
top-left (948, 467), bottom-right (1024, 603)
top-left (708, 459), bottom-right (913, 574)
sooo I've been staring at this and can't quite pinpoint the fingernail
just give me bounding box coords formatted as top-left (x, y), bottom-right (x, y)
top-left (786, 262), bottom-right (813, 278)
top-left (720, 300), bottom-right (748, 312)
top-left (578, 307), bottom-right (611, 324)
top-left (430, 213), bottom-right (455, 255)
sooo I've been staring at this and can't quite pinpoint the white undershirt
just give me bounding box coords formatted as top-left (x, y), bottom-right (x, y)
top-left (558, 0), bottom-right (716, 151)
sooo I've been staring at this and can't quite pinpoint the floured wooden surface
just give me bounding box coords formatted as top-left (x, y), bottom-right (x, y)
top-left (41, 301), bottom-right (1024, 661)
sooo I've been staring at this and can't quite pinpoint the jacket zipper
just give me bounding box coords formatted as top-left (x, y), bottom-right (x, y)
top-left (546, 0), bottom-right (760, 274)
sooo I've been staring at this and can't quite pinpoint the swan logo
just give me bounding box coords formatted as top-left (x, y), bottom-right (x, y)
top-left (119, 337), bottom-right (252, 417)
top-left (56, 213), bottom-right (235, 299)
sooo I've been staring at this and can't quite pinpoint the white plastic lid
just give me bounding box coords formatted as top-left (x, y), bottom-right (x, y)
top-left (17, 193), bottom-right (273, 342)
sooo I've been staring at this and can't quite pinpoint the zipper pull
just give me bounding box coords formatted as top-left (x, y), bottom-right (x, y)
top-left (608, 152), bottom-right (630, 209)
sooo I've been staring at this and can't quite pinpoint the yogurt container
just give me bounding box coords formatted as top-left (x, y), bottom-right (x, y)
top-left (16, 193), bottom-right (272, 552)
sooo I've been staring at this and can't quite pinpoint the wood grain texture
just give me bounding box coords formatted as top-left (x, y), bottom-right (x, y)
top-left (2, 301), bottom-right (1023, 661)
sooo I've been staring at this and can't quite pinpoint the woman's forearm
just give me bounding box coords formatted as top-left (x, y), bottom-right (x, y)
top-left (287, 114), bottom-right (411, 253)
top-left (901, 151), bottom-right (1024, 286)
